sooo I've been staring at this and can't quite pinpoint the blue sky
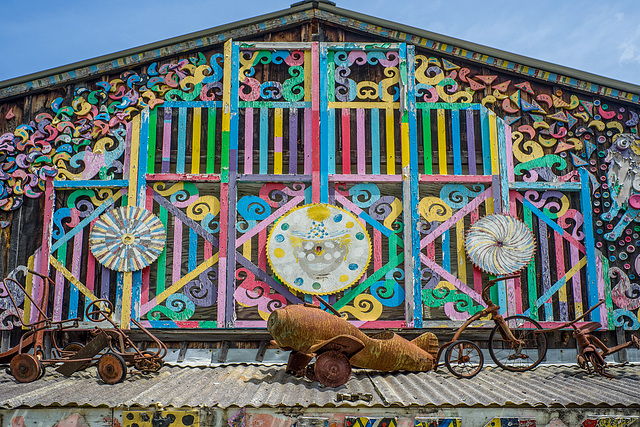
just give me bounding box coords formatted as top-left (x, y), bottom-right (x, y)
top-left (1, 0), bottom-right (640, 86)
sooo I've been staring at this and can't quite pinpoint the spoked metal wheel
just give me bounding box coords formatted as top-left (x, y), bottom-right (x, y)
top-left (444, 340), bottom-right (484, 378)
top-left (97, 353), bottom-right (127, 384)
top-left (314, 350), bottom-right (351, 387)
top-left (489, 315), bottom-right (547, 371)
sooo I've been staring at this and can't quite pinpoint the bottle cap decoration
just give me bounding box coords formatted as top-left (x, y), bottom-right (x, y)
top-left (465, 213), bottom-right (536, 276)
top-left (89, 206), bottom-right (166, 272)
top-left (267, 203), bottom-right (371, 295)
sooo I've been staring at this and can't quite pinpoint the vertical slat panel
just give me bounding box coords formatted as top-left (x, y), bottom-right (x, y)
top-left (147, 108), bottom-right (157, 174)
top-left (437, 109), bottom-right (447, 175)
top-left (53, 244), bottom-right (67, 322)
top-left (422, 109), bottom-right (432, 174)
top-left (177, 107), bottom-right (187, 174)
top-left (341, 108), bottom-right (351, 174)
top-left (207, 107), bottom-right (217, 174)
top-left (225, 40), bottom-right (240, 326)
top-left (386, 108), bottom-right (395, 174)
top-left (451, 109), bottom-right (461, 175)
top-left (304, 107), bottom-right (312, 174)
top-left (356, 108), bottom-right (366, 175)
top-left (69, 229), bottom-right (82, 319)
top-left (466, 109), bottom-right (477, 175)
top-left (523, 205), bottom-right (538, 320)
top-left (244, 107), bottom-right (254, 174)
top-left (371, 108), bottom-right (380, 174)
top-left (274, 108), bottom-right (283, 174)
top-left (191, 107), bottom-right (201, 174)
top-left (480, 107), bottom-right (491, 175)
top-left (289, 108), bottom-right (298, 175)
top-left (538, 220), bottom-right (553, 321)
top-left (580, 167), bottom-right (599, 321)
top-left (456, 220), bottom-right (466, 283)
top-left (554, 231), bottom-right (568, 321)
top-left (312, 42), bottom-right (321, 203)
top-left (319, 43), bottom-right (329, 203)
top-left (162, 107), bottom-right (172, 173)
top-left (259, 107), bottom-right (268, 175)
top-left (156, 207), bottom-right (168, 295)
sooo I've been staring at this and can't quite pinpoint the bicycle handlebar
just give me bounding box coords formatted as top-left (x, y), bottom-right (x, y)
top-left (481, 273), bottom-right (521, 304)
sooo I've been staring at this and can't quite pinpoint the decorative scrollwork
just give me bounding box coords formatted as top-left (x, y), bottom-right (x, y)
top-left (147, 293), bottom-right (195, 321)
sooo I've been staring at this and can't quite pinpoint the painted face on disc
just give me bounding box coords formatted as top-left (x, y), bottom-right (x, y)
top-left (267, 204), bottom-right (371, 295)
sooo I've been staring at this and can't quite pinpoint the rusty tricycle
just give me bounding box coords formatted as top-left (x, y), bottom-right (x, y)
top-left (1, 267), bottom-right (166, 384)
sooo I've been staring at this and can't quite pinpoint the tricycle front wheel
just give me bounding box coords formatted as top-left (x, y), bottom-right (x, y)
top-left (444, 340), bottom-right (484, 378)
top-left (489, 315), bottom-right (547, 371)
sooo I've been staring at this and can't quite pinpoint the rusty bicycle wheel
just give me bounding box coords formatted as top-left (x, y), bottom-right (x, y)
top-left (444, 340), bottom-right (484, 378)
top-left (489, 315), bottom-right (547, 371)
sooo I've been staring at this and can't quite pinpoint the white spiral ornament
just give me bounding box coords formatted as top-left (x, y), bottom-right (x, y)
top-left (465, 214), bottom-right (536, 276)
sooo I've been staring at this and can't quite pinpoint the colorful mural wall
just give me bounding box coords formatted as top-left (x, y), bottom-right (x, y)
top-left (1, 36), bottom-right (639, 331)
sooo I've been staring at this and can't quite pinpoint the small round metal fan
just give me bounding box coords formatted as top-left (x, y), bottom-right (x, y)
top-left (89, 206), bottom-right (166, 272)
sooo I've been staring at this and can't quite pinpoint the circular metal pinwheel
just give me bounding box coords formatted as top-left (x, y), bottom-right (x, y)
top-left (465, 214), bottom-right (536, 276)
top-left (89, 206), bottom-right (166, 272)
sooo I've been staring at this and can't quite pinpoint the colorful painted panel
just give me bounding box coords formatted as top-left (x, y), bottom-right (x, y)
top-left (485, 419), bottom-right (536, 427)
top-left (123, 411), bottom-right (199, 427)
top-left (420, 182), bottom-right (495, 321)
top-left (416, 418), bottom-right (461, 427)
top-left (346, 418), bottom-right (397, 427)
top-left (47, 188), bottom-right (127, 323)
top-left (233, 181), bottom-right (407, 327)
top-left (139, 182), bottom-right (221, 328)
top-left (509, 189), bottom-right (595, 325)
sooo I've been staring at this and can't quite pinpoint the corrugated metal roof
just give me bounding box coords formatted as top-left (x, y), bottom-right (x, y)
top-left (1, 363), bottom-right (639, 410)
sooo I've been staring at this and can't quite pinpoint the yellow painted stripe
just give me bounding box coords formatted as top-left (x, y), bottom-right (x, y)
top-left (401, 121), bottom-right (410, 168)
top-left (304, 50), bottom-right (312, 102)
top-left (457, 220), bottom-right (466, 283)
top-left (191, 107), bottom-right (202, 174)
top-left (122, 271), bottom-right (132, 328)
top-left (274, 108), bottom-right (283, 174)
top-left (154, 254), bottom-right (219, 306)
top-left (437, 109), bottom-right (447, 174)
top-left (489, 112), bottom-right (499, 175)
top-left (386, 108), bottom-right (395, 174)
top-left (222, 40), bottom-right (232, 134)
top-left (243, 241), bottom-right (251, 261)
top-left (49, 256), bottom-right (98, 302)
top-left (23, 254), bottom-right (35, 328)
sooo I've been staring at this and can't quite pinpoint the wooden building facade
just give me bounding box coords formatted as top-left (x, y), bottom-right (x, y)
top-left (1, 1), bottom-right (640, 339)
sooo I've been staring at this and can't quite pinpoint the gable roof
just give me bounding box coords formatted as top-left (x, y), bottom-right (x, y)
top-left (1, 1), bottom-right (639, 103)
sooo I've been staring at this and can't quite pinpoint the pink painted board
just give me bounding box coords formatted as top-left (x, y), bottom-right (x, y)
top-left (342, 108), bottom-right (351, 174)
top-left (356, 108), bottom-right (365, 175)
top-left (244, 107), bottom-right (254, 174)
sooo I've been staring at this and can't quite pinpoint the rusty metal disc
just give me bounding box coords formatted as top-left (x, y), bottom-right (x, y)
top-left (98, 353), bottom-right (127, 384)
top-left (314, 350), bottom-right (351, 387)
top-left (10, 354), bottom-right (42, 383)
